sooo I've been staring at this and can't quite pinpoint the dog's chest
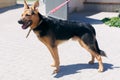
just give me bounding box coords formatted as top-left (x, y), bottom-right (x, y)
top-left (33, 30), bottom-right (43, 38)
top-left (33, 29), bottom-right (68, 45)
top-left (33, 30), bottom-right (46, 42)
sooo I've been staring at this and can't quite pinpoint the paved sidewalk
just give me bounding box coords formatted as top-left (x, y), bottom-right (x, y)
top-left (0, 2), bottom-right (120, 80)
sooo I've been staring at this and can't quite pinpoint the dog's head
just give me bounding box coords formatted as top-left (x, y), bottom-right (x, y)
top-left (18, 0), bottom-right (40, 29)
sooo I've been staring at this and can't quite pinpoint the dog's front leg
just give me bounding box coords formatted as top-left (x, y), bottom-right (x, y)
top-left (50, 46), bottom-right (60, 74)
top-left (45, 45), bottom-right (60, 73)
top-left (37, 36), bottom-right (60, 73)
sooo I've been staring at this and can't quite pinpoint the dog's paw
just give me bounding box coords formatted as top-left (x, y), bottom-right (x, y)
top-left (52, 67), bottom-right (60, 74)
top-left (51, 64), bottom-right (56, 67)
top-left (52, 69), bottom-right (59, 74)
top-left (98, 68), bottom-right (103, 72)
top-left (88, 60), bottom-right (94, 64)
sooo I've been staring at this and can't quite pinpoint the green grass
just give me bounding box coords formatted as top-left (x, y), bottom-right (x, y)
top-left (102, 17), bottom-right (120, 28)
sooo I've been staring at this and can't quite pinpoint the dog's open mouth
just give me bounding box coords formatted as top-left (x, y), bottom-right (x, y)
top-left (18, 19), bottom-right (32, 29)
top-left (21, 20), bottom-right (32, 29)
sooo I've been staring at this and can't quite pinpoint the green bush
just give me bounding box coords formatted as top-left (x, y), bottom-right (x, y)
top-left (102, 17), bottom-right (120, 28)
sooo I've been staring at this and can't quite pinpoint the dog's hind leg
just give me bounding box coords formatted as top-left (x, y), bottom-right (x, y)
top-left (88, 54), bottom-right (95, 64)
top-left (78, 38), bottom-right (95, 64)
top-left (78, 37), bottom-right (103, 72)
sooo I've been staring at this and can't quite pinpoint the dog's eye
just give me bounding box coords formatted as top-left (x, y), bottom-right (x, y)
top-left (31, 11), bottom-right (35, 15)
top-left (26, 14), bottom-right (31, 16)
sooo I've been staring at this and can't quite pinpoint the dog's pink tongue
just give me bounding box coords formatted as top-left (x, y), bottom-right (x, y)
top-left (22, 24), bottom-right (27, 29)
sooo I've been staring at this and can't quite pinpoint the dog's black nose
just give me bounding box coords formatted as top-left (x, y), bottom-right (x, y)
top-left (18, 19), bottom-right (24, 24)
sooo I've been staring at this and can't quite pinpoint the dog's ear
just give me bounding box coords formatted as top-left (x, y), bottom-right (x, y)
top-left (32, 0), bottom-right (39, 10)
top-left (24, 0), bottom-right (29, 9)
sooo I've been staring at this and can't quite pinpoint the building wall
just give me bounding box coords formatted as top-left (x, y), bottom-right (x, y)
top-left (69, 0), bottom-right (120, 12)
top-left (0, 0), bottom-right (16, 8)
top-left (69, 0), bottom-right (85, 13)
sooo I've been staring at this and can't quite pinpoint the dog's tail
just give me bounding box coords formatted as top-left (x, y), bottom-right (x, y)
top-left (89, 39), bottom-right (107, 57)
top-left (99, 50), bottom-right (107, 57)
top-left (95, 40), bottom-right (107, 57)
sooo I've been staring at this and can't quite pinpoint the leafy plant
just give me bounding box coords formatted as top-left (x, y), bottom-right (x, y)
top-left (102, 17), bottom-right (120, 28)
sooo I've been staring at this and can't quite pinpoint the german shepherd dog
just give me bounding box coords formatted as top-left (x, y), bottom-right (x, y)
top-left (18, 0), bottom-right (106, 73)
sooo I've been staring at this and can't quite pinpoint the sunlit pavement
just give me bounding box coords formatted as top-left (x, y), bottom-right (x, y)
top-left (0, 1), bottom-right (120, 80)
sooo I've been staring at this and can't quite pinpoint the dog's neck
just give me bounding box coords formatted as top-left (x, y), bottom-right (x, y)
top-left (26, 13), bottom-right (43, 38)
top-left (32, 13), bottom-right (43, 30)
top-left (37, 13), bottom-right (43, 26)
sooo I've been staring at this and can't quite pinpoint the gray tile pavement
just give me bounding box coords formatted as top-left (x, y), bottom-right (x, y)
top-left (0, 2), bottom-right (120, 80)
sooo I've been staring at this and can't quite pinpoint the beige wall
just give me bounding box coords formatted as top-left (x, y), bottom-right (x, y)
top-left (86, 0), bottom-right (120, 3)
top-left (0, 0), bottom-right (16, 8)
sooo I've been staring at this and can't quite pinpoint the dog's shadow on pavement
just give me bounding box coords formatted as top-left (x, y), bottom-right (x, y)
top-left (54, 63), bottom-right (118, 78)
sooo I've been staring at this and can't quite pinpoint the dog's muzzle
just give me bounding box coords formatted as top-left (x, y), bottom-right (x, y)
top-left (18, 19), bottom-right (32, 29)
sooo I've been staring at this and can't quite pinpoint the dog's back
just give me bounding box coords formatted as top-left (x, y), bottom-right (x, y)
top-left (34, 13), bottom-right (96, 40)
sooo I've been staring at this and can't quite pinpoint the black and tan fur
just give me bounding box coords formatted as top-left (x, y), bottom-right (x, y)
top-left (18, 0), bottom-right (106, 73)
